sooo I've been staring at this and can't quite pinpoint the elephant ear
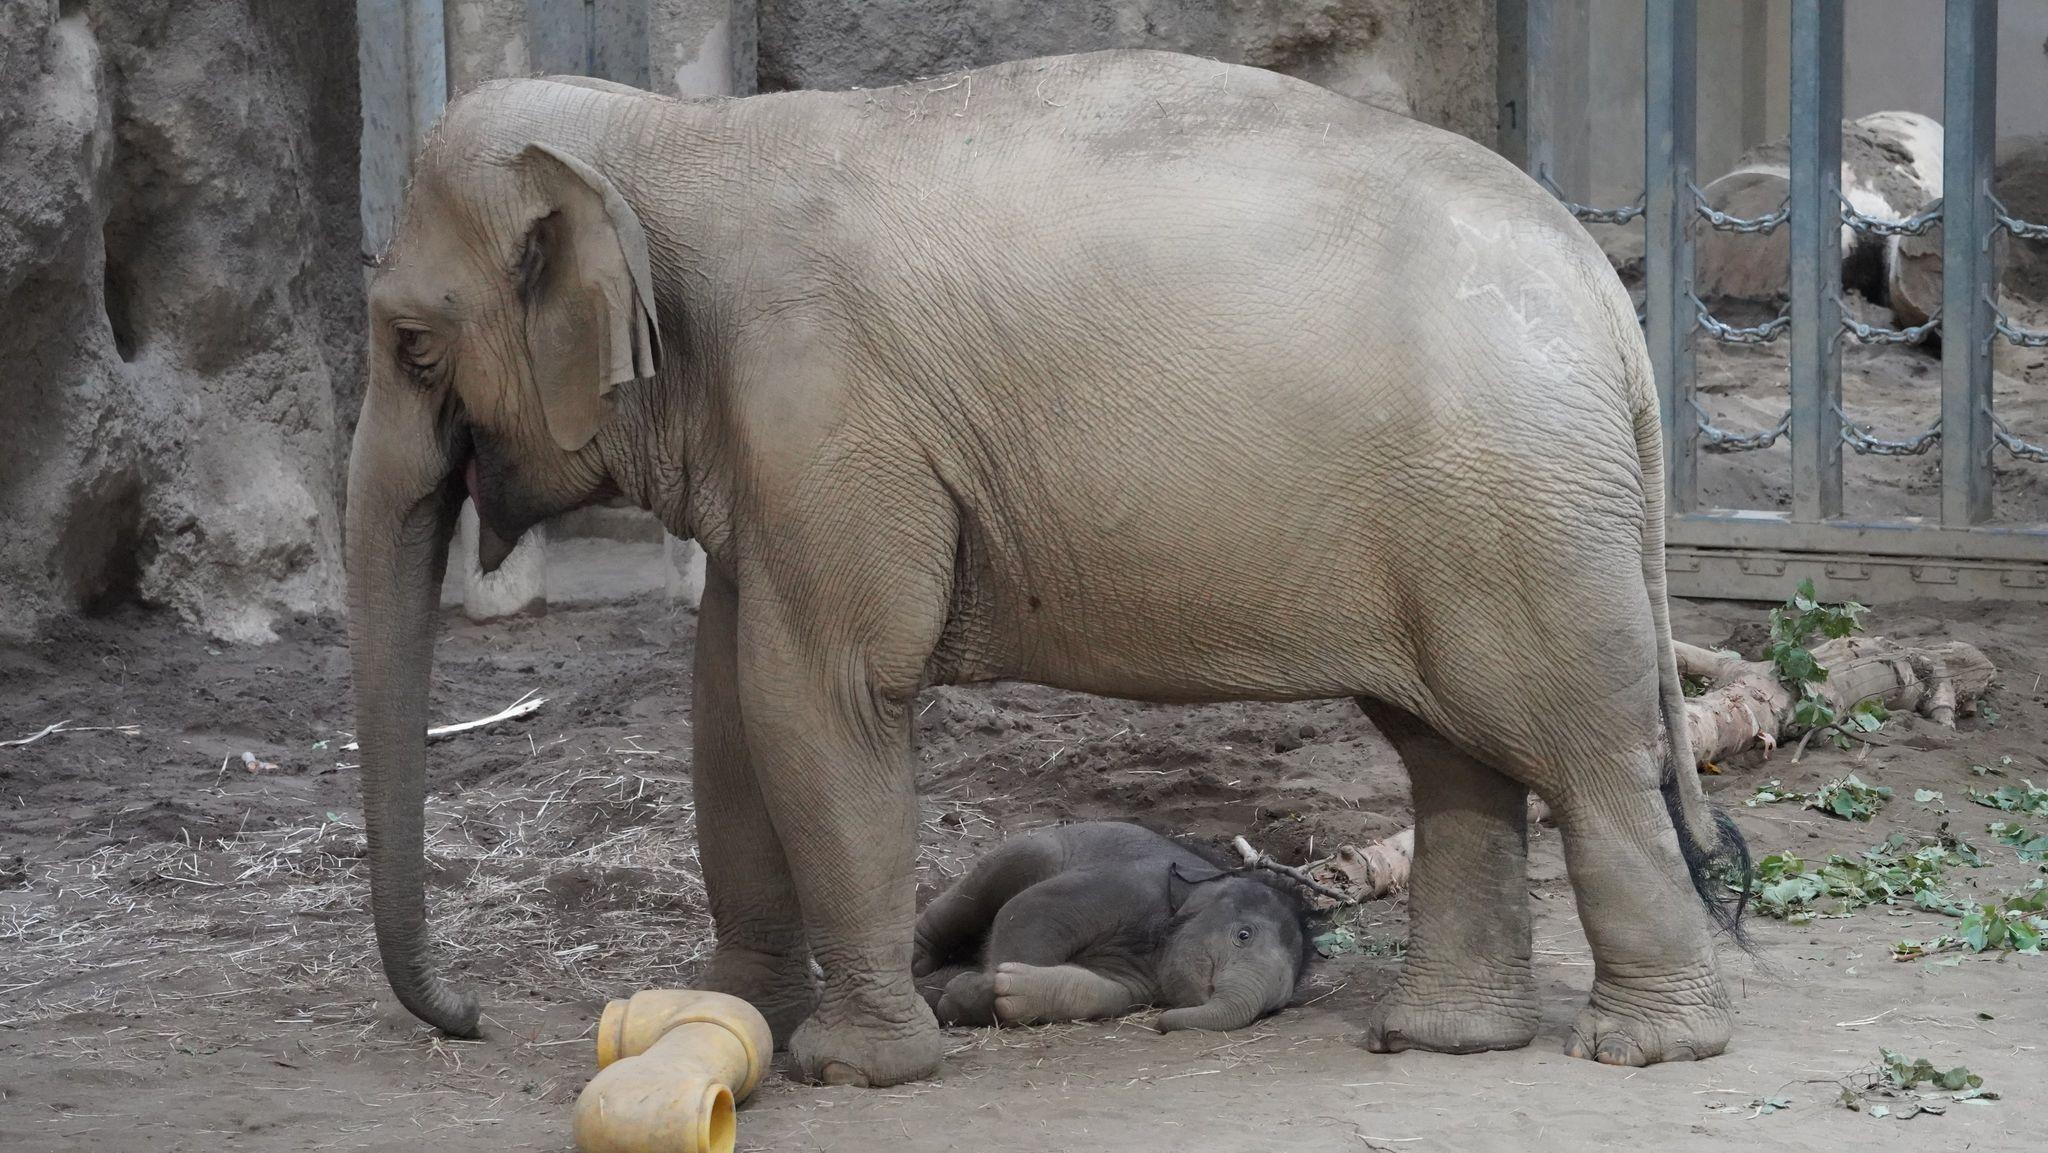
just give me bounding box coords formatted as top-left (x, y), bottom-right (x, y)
top-left (515, 143), bottom-right (662, 452)
top-left (1167, 862), bottom-right (1227, 914)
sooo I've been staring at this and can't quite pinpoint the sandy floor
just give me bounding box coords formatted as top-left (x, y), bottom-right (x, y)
top-left (4, 329), bottom-right (2047, 1151)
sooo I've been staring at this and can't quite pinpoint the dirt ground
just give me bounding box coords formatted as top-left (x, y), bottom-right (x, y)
top-left (5, 330), bottom-right (2048, 1151)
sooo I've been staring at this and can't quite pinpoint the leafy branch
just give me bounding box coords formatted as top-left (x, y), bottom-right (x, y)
top-left (1767, 579), bottom-right (1887, 753)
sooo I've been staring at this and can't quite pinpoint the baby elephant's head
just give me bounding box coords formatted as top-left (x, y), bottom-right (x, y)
top-left (1155, 863), bottom-right (1311, 1032)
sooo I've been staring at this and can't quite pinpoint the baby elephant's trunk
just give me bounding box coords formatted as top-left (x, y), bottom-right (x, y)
top-left (1155, 972), bottom-right (1269, 1033)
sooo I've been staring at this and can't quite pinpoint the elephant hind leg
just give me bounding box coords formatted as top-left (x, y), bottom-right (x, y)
top-left (1356, 701), bottom-right (1539, 1055)
top-left (1547, 750), bottom-right (1730, 1065)
top-left (914, 834), bottom-right (1063, 977)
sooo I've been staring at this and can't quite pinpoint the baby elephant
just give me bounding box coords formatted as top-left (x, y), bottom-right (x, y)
top-left (912, 822), bottom-right (1311, 1032)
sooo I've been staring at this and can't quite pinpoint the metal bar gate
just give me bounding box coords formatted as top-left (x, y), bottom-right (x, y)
top-left (1512, 0), bottom-right (2048, 603)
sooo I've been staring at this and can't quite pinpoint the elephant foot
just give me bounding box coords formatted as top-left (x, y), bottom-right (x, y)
top-left (788, 999), bottom-right (945, 1087)
top-left (698, 945), bottom-right (819, 1047)
top-left (934, 970), bottom-right (998, 1027)
top-left (989, 962), bottom-right (1061, 1025)
top-left (916, 963), bottom-right (970, 1012)
top-left (1563, 985), bottom-right (1729, 1066)
top-left (1360, 984), bottom-right (1539, 1055)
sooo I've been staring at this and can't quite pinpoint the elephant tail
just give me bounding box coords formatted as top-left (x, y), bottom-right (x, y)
top-left (1632, 385), bottom-right (1753, 940)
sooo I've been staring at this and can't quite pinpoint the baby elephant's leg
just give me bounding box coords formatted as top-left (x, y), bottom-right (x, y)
top-left (991, 963), bottom-right (1143, 1025)
top-left (914, 836), bottom-right (1063, 977)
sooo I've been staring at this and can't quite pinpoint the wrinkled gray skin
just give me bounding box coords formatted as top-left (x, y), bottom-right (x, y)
top-left (911, 822), bottom-right (1308, 1032)
top-left (346, 50), bottom-right (1749, 1089)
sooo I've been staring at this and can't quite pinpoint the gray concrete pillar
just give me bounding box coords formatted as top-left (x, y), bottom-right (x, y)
top-left (442, 0), bottom-right (547, 618)
top-left (445, 0), bottom-right (531, 96)
top-left (649, 0), bottom-right (736, 97)
top-left (648, 0), bottom-right (735, 612)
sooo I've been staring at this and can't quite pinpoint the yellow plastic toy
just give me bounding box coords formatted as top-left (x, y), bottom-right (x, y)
top-left (573, 990), bottom-right (774, 1153)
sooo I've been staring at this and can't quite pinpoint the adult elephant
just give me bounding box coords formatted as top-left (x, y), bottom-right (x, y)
top-left (347, 49), bottom-right (1748, 1088)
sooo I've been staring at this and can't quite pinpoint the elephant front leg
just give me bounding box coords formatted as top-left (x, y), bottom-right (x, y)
top-left (691, 566), bottom-right (817, 1044)
top-left (1358, 703), bottom-right (1540, 1055)
top-left (739, 618), bottom-right (943, 1087)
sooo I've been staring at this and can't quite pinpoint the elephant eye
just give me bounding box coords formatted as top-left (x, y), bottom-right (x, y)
top-left (1235, 927), bottom-right (1254, 944)
top-left (392, 323), bottom-right (440, 374)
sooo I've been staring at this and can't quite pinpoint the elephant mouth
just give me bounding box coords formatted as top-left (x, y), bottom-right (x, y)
top-left (460, 446), bottom-right (521, 574)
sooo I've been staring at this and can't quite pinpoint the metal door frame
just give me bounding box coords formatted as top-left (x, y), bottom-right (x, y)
top-left (1504, 0), bottom-right (2048, 602)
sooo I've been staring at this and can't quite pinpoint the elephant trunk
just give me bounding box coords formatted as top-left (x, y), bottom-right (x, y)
top-left (1155, 972), bottom-right (1268, 1033)
top-left (345, 425), bottom-right (479, 1037)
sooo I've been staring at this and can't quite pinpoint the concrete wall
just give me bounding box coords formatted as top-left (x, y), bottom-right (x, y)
top-left (1580, 0), bottom-right (2048, 208)
top-left (756, 0), bottom-right (1500, 146)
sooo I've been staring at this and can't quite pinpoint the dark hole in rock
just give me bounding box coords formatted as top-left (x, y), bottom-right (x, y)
top-left (57, 468), bottom-right (153, 615)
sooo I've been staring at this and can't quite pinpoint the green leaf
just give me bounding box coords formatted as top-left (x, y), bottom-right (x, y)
top-left (1312, 927), bottom-right (1357, 958)
top-left (1915, 789), bottom-right (1943, 803)
top-left (1969, 779), bottom-right (2048, 816)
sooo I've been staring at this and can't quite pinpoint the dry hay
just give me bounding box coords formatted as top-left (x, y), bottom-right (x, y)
top-left (0, 745), bottom-right (1011, 1032)
top-left (0, 760), bottom-right (717, 1027)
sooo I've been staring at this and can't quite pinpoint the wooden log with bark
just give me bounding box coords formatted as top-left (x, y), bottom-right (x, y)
top-left (1695, 111), bottom-right (1942, 306)
top-left (1273, 633), bottom-right (1995, 911)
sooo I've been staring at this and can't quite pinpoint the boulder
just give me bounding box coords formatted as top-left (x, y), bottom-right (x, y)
top-left (0, 0), bottom-right (361, 641)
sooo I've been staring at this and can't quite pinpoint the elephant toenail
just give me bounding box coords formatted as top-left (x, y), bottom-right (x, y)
top-left (820, 1061), bottom-right (870, 1087)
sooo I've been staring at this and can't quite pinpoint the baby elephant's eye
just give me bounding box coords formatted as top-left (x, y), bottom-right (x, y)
top-left (1234, 927), bottom-right (1254, 944)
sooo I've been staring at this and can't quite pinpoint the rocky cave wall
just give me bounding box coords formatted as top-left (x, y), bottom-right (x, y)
top-left (0, 0), bottom-right (362, 642)
top-left (1, 0), bottom-right (1493, 643)
top-left (757, 0), bottom-right (1498, 145)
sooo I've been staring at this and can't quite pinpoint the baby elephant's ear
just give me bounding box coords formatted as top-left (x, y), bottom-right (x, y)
top-left (1167, 861), bottom-right (1228, 913)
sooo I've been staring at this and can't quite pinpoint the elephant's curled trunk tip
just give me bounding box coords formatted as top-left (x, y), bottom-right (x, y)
top-left (400, 977), bottom-right (483, 1038)
top-left (376, 923), bottom-right (484, 1036)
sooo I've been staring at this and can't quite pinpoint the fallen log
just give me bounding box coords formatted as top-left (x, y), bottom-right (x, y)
top-left (1696, 110), bottom-right (1941, 306)
top-left (1287, 634), bottom-right (1995, 910)
top-left (1675, 635), bottom-right (1993, 764)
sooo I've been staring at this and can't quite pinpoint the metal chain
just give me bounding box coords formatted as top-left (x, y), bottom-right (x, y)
top-left (1537, 172), bottom-right (1645, 225)
top-left (1835, 406), bottom-right (1940, 456)
top-left (1989, 408), bottom-right (2048, 463)
top-left (1839, 196), bottom-right (1943, 237)
top-left (1992, 304), bottom-right (2048, 348)
top-left (1839, 303), bottom-right (1941, 346)
top-left (1695, 401), bottom-right (1789, 453)
top-left (1690, 183), bottom-right (1789, 234)
top-left (1693, 294), bottom-right (1791, 344)
top-left (1991, 194), bottom-right (2048, 242)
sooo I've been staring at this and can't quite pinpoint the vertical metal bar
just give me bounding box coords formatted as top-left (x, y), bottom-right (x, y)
top-left (1789, 0), bottom-right (1843, 524)
top-left (1536, 0), bottom-right (1590, 200)
top-left (405, 0), bottom-right (448, 140)
top-left (1498, 1), bottom-right (1590, 200)
top-left (1941, 0), bottom-right (1998, 527)
top-left (1645, 0), bottom-right (1698, 512)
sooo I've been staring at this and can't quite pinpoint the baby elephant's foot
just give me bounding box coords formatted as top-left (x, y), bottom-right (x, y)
top-left (935, 970), bottom-right (999, 1027)
top-left (990, 962), bottom-right (1066, 1026)
top-left (1563, 982), bottom-right (1730, 1066)
top-left (917, 964), bottom-right (970, 1012)
top-left (1361, 981), bottom-right (1539, 1055)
